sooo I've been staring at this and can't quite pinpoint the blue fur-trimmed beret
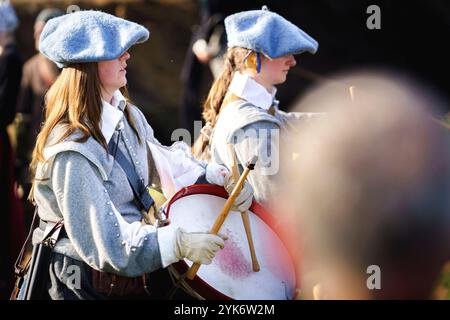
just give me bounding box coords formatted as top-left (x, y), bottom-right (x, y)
top-left (225, 6), bottom-right (318, 58)
top-left (39, 10), bottom-right (149, 68)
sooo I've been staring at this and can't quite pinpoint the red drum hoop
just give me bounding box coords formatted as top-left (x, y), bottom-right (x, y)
top-left (166, 184), bottom-right (297, 300)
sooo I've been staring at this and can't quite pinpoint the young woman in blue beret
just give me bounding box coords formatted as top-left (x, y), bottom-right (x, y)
top-left (193, 7), bottom-right (320, 205)
top-left (17, 10), bottom-right (252, 300)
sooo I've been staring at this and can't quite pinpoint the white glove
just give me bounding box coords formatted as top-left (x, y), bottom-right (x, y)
top-left (223, 173), bottom-right (254, 212)
top-left (174, 228), bottom-right (228, 265)
top-left (205, 163), bottom-right (228, 186)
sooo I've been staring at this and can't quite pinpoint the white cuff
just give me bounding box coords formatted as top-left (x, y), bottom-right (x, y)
top-left (157, 224), bottom-right (179, 267)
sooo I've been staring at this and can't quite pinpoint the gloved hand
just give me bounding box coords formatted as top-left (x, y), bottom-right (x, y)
top-left (223, 173), bottom-right (254, 212)
top-left (205, 163), bottom-right (228, 186)
top-left (174, 228), bottom-right (228, 265)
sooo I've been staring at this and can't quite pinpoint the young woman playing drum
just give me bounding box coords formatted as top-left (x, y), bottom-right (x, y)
top-left (18, 10), bottom-right (252, 300)
top-left (193, 6), bottom-right (320, 204)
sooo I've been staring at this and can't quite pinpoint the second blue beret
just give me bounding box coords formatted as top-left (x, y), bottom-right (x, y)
top-left (225, 7), bottom-right (318, 59)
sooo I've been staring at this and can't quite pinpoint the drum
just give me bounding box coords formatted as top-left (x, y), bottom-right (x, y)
top-left (165, 184), bottom-right (297, 300)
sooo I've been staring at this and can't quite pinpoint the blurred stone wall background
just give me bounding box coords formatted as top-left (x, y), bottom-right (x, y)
top-left (10, 0), bottom-right (450, 144)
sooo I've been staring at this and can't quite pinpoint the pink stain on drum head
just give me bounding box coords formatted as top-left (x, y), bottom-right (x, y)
top-left (215, 232), bottom-right (252, 279)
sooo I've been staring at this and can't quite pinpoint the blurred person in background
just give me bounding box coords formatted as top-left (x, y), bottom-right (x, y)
top-left (0, 0), bottom-right (24, 299)
top-left (277, 72), bottom-right (450, 299)
top-left (14, 8), bottom-right (63, 230)
top-left (180, 0), bottom-right (260, 135)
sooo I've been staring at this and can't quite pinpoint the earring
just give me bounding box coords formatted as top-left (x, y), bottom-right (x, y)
top-left (244, 51), bottom-right (261, 74)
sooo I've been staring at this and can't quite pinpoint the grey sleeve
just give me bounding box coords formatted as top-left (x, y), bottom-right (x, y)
top-left (51, 151), bottom-right (163, 277)
top-left (232, 121), bottom-right (280, 204)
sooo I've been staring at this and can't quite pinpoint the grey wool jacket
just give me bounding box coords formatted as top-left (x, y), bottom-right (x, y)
top-left (32, 102), bottom-right (204, 279)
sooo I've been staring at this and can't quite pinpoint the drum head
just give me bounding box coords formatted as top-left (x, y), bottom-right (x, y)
top-left (166, 184), bottom-right (296, 300)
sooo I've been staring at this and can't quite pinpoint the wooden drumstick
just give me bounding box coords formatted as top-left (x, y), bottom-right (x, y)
top-left (227, 144), bottom-right (260, 272)
top-left (186, 155), bottom-right (258, 280)
top-left (349, 85), bottom-right (356, 103)
top-left (227, 144), bottom-right (240, 185)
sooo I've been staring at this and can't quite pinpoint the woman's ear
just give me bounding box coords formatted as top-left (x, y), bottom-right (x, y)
top-left (244, 51), bottom-right (258, 74)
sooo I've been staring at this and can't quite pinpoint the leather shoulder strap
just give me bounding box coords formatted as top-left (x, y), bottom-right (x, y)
top-left (108, 130), bottom-right (154, 212)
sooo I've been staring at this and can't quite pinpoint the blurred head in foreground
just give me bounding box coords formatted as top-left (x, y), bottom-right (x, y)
top-left (277, 71), bottom-right (450, 299)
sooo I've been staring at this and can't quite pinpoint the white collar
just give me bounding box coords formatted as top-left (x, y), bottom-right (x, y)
top-left (228, 72), bottom-right (277, 110)
top-left (101, 90), bottom-right (127, 144)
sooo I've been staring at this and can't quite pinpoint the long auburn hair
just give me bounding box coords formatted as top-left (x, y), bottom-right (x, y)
top-left (193, 47), bottom-right (249, 159)
top-left (29, 62), bottom-right (140, 200)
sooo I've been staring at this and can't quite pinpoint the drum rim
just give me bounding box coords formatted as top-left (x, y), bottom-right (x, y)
top-left (165, 184), bottom-right (296, 300)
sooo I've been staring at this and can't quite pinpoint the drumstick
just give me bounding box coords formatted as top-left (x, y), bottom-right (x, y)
top-left (186, 155), bottom-right (258, 280)
top-left (227, 144), bottom-right (260, 272)
top-left (227, 144), bottom-right (240, 180)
